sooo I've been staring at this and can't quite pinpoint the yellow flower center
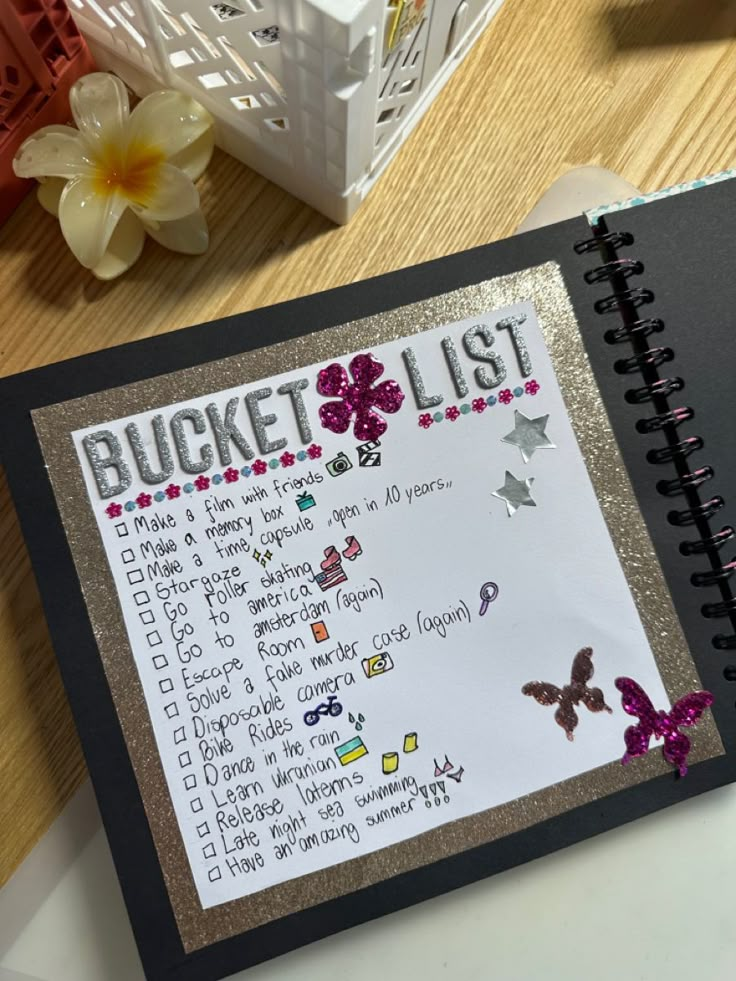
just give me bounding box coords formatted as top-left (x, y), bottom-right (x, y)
top-left (93, 139), bottom-right (166, 205)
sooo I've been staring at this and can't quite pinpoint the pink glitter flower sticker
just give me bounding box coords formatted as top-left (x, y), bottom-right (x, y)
top-left (224, 467), bottom-right (239, 483)
top-left (194, 475), bottom-right (210, 491)
top-left (306, 444), bottom-right (322, 460)
top-left (105, 502), bottom-right (123, 518)
top-left (280, 451), bottom-right (295, 467)
top-left (471, 398), bottom-right (486, 414)
top-left (165, 484), bottom-right (181, 500)
top-left (615, 677), bottom-right (713, 777)
top-left (445, 406), bottom-right (460, 421)
top-left (136, 492), bottom-right (152, 509)
top-left (498, 389), bottom-right (513, 405)
top-left (317, 353), bottom-right (404, 442)
top-left (251, 459), bottom-right (267, 475)
top-left (525, 379), bottom-right (540, 396)
top-left (418, 413), bottom-right (433, 429)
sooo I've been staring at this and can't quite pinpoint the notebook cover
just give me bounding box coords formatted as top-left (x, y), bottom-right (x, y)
top-left (571, 177), bottom-right (736, 728)
top-left (0, 197), bottom-right (734, 981)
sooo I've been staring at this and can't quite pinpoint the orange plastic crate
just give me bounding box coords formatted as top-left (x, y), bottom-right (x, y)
top-left (0, 0), bottom-right (95, 225)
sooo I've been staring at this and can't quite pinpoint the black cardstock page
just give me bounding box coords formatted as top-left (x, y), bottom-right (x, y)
top-left (1, 184), bottom-right (736, 981)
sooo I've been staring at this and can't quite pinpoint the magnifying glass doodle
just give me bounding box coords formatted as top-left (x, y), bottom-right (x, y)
top-left (479, 582), bottom-right (499, 616)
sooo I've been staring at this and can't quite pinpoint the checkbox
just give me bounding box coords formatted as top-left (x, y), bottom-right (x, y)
top-left (139, 609), bottom-right (155, 625)
top-left (133, 590), bottom-right (150, 607)
top-left (208, 866), bottom-right (222, 883)
top-left (147, 630), bottom-right (162, 648)
top-left (196, 821), bottom-right (210, 838)
top-left (178, 751), bottom-right (192, 768)
top-left (115, 522), bottom-right (129, 538)
top-left (152, 654), bottom-right (168, 670)
top-left (159, 678), bottom-right (174, 694)
top-left (120, 548), bottom-right (135, 564)
top-left (164, 702), bottom-right (179, 719)
top-left (183, 773), bottom-right (197, 790)
top-left (202, 842), bottom-right (216, 860)
top-left (127, 569), bottom-right (144, 585)
top-left (190, 797), bottom-right (203, 814)
top-left (173, 727), bottom-right (186, 744)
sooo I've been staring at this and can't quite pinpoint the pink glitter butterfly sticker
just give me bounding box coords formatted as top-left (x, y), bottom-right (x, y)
top-left (615, 677), bottom-right (714, 777)
top-left (317, 353), bottom-right (405, 442)
top-left (522, 647), bottom-right (611, 741)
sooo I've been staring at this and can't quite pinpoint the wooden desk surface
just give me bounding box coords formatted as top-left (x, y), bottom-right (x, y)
top-left (2, 0), bottom-right (736, 887)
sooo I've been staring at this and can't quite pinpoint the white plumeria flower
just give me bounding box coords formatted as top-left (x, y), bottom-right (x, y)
top-left (13, 73), bottom-right (214, 280)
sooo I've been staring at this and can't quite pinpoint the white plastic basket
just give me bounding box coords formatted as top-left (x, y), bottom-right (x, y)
top-left (67, 0), bottom-right (505, 222)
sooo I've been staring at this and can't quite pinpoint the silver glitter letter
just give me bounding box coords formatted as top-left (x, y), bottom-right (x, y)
top-left (277, 379), bottom-right (312, 444)
top-left (245, 387), bottom-right (287, 455)
top-left (496, 314), bottom-right (532, 377)
top-left (82, 430), bottom-right (132, 500)
top-left (171, 408), bottom-right (214, 474)
top-left (205, 398), bottom-right (254, 465)
top-left (402, 347), bottom-right (443, 409)
top-left (441, 336), bottom-right (469, 398)
top-left (463, 324), bottom-right (507, 389)
top-left (125, 415), bottom-right (174, 485)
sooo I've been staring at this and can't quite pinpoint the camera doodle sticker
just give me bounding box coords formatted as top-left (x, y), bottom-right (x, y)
top-left (69, 299), bottom-right (671, 909)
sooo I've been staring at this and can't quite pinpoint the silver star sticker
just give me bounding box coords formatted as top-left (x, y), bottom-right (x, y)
top-left (501, 410), bottom-right (555, 463)
top-left (493, 471), bottom-right (536, 516)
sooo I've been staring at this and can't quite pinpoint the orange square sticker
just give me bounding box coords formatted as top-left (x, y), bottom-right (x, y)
top-left (311, 621), bottom-right (329, 643)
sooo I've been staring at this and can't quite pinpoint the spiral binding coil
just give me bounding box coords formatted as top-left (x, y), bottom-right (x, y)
top-left (575, 222), bottom-right (736, 665)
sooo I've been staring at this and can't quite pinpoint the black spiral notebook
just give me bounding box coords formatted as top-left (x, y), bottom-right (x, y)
top-left (1, 175), bottom-right (736, 981)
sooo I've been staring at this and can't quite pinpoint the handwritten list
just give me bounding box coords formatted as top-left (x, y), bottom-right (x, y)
top-left (73, 301), bottom-right (669, 907)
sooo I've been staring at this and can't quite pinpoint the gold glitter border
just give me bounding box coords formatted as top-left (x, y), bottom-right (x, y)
top-left (32, 264), bottom-right (724, 952)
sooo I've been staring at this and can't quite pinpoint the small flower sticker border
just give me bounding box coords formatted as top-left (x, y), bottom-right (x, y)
top-left (418, 381), bottom-right (540, 430)
top-left (104, 444), bottom-right (323, 517)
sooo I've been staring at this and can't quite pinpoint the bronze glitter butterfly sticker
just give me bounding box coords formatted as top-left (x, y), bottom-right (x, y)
top-left (522, 647), bottom-right (612, 740)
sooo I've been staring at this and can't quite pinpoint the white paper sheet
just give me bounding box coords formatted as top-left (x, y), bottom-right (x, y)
top-left (72, 300), bottom-right (668, 908)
